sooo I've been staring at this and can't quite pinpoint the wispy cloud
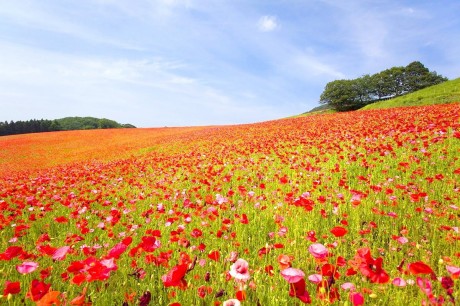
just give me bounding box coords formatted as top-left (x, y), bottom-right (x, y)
top-left (257, 16), bottom-right (279, 32)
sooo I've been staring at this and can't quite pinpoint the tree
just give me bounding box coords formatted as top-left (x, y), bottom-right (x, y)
top-left (320, 79), bottom-right (362, 111)
top-left (371, 71), bottom-right (393, 100)
top-left (318, 61), bottom-right (447, 111)
top-left (404, 61), bottom-right (447, 92)
top-left (385, 66), bottom-right (406, 97)
top-left (352, 74), bottom-right (374, 105)
top-left (98, 118), bottom-right (120, 129)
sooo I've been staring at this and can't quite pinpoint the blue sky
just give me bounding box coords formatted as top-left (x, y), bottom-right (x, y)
top-left (1, 0), bottom-right (459, 127)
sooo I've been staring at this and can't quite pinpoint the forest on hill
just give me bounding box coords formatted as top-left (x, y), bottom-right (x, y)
top-left (319, 61), bottom-right (447, 111)
top-left (0, 117), bottom-right (135, 136)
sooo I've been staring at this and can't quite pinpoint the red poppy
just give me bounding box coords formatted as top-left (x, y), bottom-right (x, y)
top-left (27, 279), bottom-right (51, 302)
top-left (208, 250), bottom-right (220, 261)
top-left (330, 226), bottom-right (348, 237)
top-left (278, 254), bottom-right (293, 270)
top-left (289, 278), bottom-right (311, 304)
top-left (355, 248), bottom-right (389, 284)
top-left (36, 291), bottom-right (61, 306)
top-left (161, 264), bottom-right (188, 288)
top-left (190, 228), bottom-right (203, 238)
top-left (0, 246), bottom-right (23, 260)
top-left (320, 264), bottom-right (340, 279)
top-left (408, 261), bottom-right (434, 275)
top-left (3, 281), bottom-right (21, 295)
top-left (236, 290), bottom-right (246, 301)
top-left (69, 286), bottom-right (89, 305)
top-left (107, 242), bottom-right (128, 259)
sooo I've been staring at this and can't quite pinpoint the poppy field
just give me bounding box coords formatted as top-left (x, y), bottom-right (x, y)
top-left (1, 103), bottom-right (459, 305)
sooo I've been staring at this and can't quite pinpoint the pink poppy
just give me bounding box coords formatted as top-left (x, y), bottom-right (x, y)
top-left (350, 292), bottom-right (364, 306)
top-left (223, 299), bottom-right (241, 306)
top-left (52, 246), bottom-right (71, 261)
top-left (16, 262), bottom-right (39, 274)
top-left (229, 259), bottom-right (250, 281)
top-left (308, 243), bottom-right (328, 259)
top-left (341, 282), bottom-right (356, 291)
top-left (281, 268), bottom-right (305, 284)
top-left (446, 265), bottom-right (460, 278)
top-left (107, 242), bottom-right (127, 259)
top-left (307, 274), bottom-right (322, 284)
top-left (392, 277), bottom-right (407, 287)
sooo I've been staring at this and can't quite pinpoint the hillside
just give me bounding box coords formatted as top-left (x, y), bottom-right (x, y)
top-left (361, 77), bottom-right (460, 110)
top-left (56, 116), bottom-right (136, 130)
top-left (0, 116), bottom-right (135, 137)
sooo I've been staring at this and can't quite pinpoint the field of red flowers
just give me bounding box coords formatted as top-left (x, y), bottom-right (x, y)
top-left (1, 103), bottom-right (459, 305)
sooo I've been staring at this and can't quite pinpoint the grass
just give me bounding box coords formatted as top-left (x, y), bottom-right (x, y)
top-left (361, 77), bottom-right (460, 110)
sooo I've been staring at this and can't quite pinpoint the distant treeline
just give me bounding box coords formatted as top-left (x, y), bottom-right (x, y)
top-left (319, 61), bottom-right (448, 111)
top-left (0, 117), bottom-right (136, 136)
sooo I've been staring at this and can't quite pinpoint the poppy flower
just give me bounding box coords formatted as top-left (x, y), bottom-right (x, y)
top-left (408, 261), bottom-right (434, 275)
top-left (321, 263), bottom-right (340, 279)
top-left (392, 278), bottom-right (407, 287)
top-left (139, 291), bottom-right (151, 306)
top-left (0, 246), bottom-right (24, 260)
top-left (52, 246), bottom-right (71, 261)
top-left (107, 242), bottom-right (128, 259)
top-left (69, 286), bottom-right (89, 305)
top-left (27, 280), bottom-right (51, 302)
top-left (355, 248), bottom-right (389, 284)
top-left (308, 243), bottom-right (328, 259)
top-left (3, 281), bottom-right (20, 295)
top-left (16, 261), bottom-right (39, 274)
top-left (349, 292), bottom-right (364, 306)
top-left (278, 254), bottom-right (293, 270)
top-left (446, 265), bottom-right (460, 279)
top-left (308, 274), bottom-right (322, 284)
top-left (161, 264), bottom-right (188, 288)
top-left (229, 259), bottom-right (250, 281)
top-left (208, 250), bottom-right (220, 261)
top-left (339, 282), bottom-right (355, 292)
top-left (289, 278), bottom-right (311, 304)
top-left (281, 268), bottom-right (305, 284)
top-left (330, 226), bottom-right (348, 237)
top-left (36, 291), bottom-right (61, 306)
top-left (232, 289), bottom-right (245, 301)
top-left (223, 299), bottom-right (241, 306)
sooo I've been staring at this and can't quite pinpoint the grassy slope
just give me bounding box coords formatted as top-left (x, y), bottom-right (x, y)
top-left (299, 77), bottom-right (459, 116)
top-left (361, 77), bottom-right (460, 110)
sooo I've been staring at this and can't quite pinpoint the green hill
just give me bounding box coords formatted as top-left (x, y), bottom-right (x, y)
top-left (56, 117), bottom-right (135, 130)
top-left (361, 77), bottom-right (460, 110)
top-left (0, 117), bottom-right (135, 137)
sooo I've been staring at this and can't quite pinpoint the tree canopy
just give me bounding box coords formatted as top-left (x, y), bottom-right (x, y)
top-left (319, 61), bottom-right (447, 111)
top-left (0, 117), bottom-right (136, 137)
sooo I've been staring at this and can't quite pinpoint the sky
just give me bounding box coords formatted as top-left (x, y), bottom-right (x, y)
top-left (1, 0), bottom-right (459, 127)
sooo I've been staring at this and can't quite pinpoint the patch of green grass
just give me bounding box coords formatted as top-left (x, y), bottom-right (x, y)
top-left (361, 77), bottom-right (460, 110)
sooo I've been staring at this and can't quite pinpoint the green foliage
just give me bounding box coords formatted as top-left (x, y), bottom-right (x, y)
top-left (0, 119), bottom-right (62, 136)
top-left (56, 117), bottom-right (122, 130)
top-left (0, 117), bottom-right (136, 137)
top-left (319, 61), bottom-right (448, 111)
top-left (320, 79), bottom-right (367, 111)
top-left (361, 77), bottom-right (460, 110)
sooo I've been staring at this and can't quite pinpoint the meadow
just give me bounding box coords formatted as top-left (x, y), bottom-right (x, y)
top-left (0, 103), bottom-right (459, 305)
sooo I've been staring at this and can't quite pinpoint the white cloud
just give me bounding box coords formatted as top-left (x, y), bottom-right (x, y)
top-left (257, 15), bottom-right (279, 32)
